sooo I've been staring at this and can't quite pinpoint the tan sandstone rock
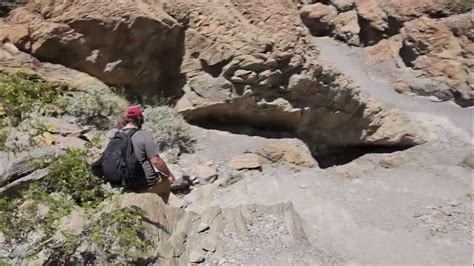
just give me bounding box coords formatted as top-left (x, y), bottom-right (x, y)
top-left (194, 162), bottom-right (219, 184)
top-left (55, 193), bottom-right (318, 264)
top-left (228, 154), bottom-right (262, 170)
top-left (300, 3), bottom-right (338, 35)
top-left (168, 0), bottom-right (424, 155)
top-left (1, 0), bottom-right (426, 159)
top-left (0, 42), bottom-right (109, 91)
top-left (393, 81), bottom-right (410, 94)
top-left (298, 0), bottom-right (472, 106)
top-left (4, 0), bottom-right (184, 94)
top-left (258, 140), bottom-right (317, 168)
top-left (400, 16), bottom-right (472, 105)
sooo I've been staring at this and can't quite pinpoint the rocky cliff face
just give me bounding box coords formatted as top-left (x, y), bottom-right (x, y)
top-left (163, 0), bottom-right (424, 153)
top-left (2, 0), bottom-right (184, 97)
top-left (299, 0), bottom-right (473, 106)
top-left (0, 0), bottom-right (425, 155)
top-left (0, 0), bottom-right (451, 264)
top-left (0, 0), bottom-right (26, 17)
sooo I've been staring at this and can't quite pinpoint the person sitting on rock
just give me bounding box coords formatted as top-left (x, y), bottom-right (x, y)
top-left (98, 106), bottom-right (175, 203)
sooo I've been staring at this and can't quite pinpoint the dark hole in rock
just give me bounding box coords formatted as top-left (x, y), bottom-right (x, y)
top-left (427, 10), bottom-right (450, 19)
top-left (358, 15), bottom-right (403, 47)
top-left (386, 16), bottom-right (403, 36)
top-left (0, 0), bottom-right (28, 17)
top-left (314, 145), bottom-right (412, 169)
top-left (399, 42), bottom-right (418, 68)
top-left (189, 115), bottom-right (413, 168)
top-left (200, 58), bottom-right (232, 78)
top-left (192, 116), bottom-right (295, 139)
top-left (453, 91), bottom-right (474, 108)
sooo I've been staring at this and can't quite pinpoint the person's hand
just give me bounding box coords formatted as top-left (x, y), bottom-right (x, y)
top-left (168, 174), bottom-right (176, 184)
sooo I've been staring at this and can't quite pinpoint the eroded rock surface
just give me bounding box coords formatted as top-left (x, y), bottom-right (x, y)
top-left (0, 0), bottom-right (426, 154)
top-left (299, 0), bottom-right (473, 106)
top-left (164, 0), bottom-right (425, 155)
top-left (2, 0), bottom-right (184, 95)
top-left (1, 193), bottom-right (327, 265)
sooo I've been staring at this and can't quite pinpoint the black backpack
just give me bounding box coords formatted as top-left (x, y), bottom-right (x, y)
top-left (100, 128), bottom-right (147, 190)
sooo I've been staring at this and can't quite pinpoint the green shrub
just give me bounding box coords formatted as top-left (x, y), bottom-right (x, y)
top-left (0, 149), bottom-right (107, 242)
top-left (0, 127), bottom-right (9, 150)
top-left (143, 106), bottom-right (195, 153)
top-left (88, 206), bottom-right (153, 262)
top-left (38, 149), bottom-right (109, 206)
top-left (221, 173), bottom-right (243, 188)
top-left (0, 197), bottom-right (15, 237)
top-left (59, 88), bottom-right (128, 126)
top-left (0, 72), bottom-right (69, 124)
top-left (0, 189), bottom-right (75, 244)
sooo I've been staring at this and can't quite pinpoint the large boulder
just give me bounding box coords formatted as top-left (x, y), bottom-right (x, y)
top-left (0, 147), bottom-right (64, 186)
top-left (300, 3), bottom-right (338, 36)
top-left (4, 0), bottom-right (184, 94)
top-left (258, 140), bottom-right (317, 168)
top-left (400, 16), bottom-right (473, 106)
top-left (363, 13), bottom-right (473, 106)
top-left (331, 10), bottom-right (360, 45)
top-left (354, 0), bottom-right (470, 46)
top-left (0, 42), bottom-right (109, 91)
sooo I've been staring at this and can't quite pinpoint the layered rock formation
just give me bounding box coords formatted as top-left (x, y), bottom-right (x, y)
top-left (1, 0), bottom-right (184, 96)
top-left (163, 0), bottom-right (425, 154)
top-left (0, 192), bottom-right (325, 264)
top-left (0, 0), bottom-right (426, 155)
top-left (299, 0), bottom-right (473, 106)
top-left (0, 0), bottom-right (27, 17)
top-left (0, 1), bottom-right (466, 264)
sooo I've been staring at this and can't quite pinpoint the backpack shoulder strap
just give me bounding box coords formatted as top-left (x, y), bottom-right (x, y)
top-left (124, 128), bottom-right (140, 157)
top-left (125, 128), bottom-right (140, 137)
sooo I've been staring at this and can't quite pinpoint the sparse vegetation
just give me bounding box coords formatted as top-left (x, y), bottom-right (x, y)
top-left (0, 72), bottom-right (70, 125)
top-left (85, 132), bottom-right (108, 149)
top-left (143, 106), bottom-right (195, 153)
top-left (0, 196), bottom-right (15, 238)
top-left (0, 149), bottom-right (108, 241)
top-left (0, 188), bottom-right (76, 244)
top-left (166, 152), bottom-right (180, 164)
top-left (88, 206), bottom-right (153, 263)
top-left (38, 149), bottom-right (110, 207)
top-left (444, 0), bottom-right (473, 13)
top-left (2, 128), bottom-right (35, 152)
top-left (0, 149), bottom-right (116, 262)
top-left (0, 128), bottom-right (9, 150)
top-left (221, 173), bottom-right (244, 188)
top-left (59, 88), bottom-right (128, 127)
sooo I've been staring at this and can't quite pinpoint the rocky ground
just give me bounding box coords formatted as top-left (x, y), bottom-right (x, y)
top-left (299, 0), bottom-right (473, 107)
top-left (0, 0), bottom-right (472, 265)
top-left (179, 112), bottom-right (472, 265)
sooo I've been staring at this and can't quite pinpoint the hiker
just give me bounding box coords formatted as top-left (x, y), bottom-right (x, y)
top-left (97, 106), bottom-right (175, 203)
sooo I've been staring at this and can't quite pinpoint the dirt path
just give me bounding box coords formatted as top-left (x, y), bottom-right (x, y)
top-left (315, 37), bottom-right (473, 134)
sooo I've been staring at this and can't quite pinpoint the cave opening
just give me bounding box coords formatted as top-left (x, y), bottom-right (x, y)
top-left (399, 41), bottom-right (418, 68)
top-left (313, 145), bottom-right (412, 168)
top-left (188, 114), bottom-right (414, 169)
top-left (358, 15), bottom-right (403, 47)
